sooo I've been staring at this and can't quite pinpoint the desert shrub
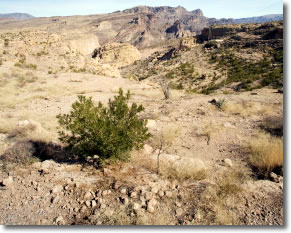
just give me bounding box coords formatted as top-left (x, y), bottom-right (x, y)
top-left (248, 133), bottom-right (283, 177)
top-left (0, 141), bottom-right (38, 170)
top-left (57, 88), bottom-right (151, 163)
top-left (4, 39), bottom-right (9, 47)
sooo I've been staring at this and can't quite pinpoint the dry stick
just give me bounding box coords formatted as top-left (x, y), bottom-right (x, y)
top-left (157, 135), bottom-right (164, 175)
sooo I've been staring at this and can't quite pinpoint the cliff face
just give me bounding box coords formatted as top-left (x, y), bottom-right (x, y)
top-left (90, 6), bottom-right (236, 48)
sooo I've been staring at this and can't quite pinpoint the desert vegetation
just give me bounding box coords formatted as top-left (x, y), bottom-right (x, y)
top-left (0, 11), bottom-right (283, 226)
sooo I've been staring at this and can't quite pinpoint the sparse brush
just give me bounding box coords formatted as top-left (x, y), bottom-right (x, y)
top-left (193, 166), bottom-right (250, 225)
top-left (248, 132), bottom-right (283, 177)
top-left (160, 81), bottom-right (170, 99)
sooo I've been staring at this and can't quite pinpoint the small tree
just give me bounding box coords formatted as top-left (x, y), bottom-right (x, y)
top-left (57, 88), bottom-right (151, 164)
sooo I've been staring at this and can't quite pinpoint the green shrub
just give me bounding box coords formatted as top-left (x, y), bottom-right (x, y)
top-left (204, 41), bottom-right (218, 49)
top-left (4, 39), bottom-right (9, 47)
top-left (57, 89), bottom-right (151, 163)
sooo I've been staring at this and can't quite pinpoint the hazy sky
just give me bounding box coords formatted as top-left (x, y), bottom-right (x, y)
top-left (0, 0), bottom-right (283, 18)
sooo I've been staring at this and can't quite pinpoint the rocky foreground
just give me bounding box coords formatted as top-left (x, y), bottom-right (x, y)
top-left (0, 153), bottom-right (283, 225)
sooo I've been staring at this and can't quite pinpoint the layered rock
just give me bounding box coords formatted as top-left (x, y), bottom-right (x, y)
top-left (92, 43), bottom-right (141, 67)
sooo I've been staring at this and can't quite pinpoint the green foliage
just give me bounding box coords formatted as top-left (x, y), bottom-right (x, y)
top-left (165, 62), bottom-right (195, 80)
top-left (204, 41), bottom-right (218, 49)
top-left (4, 38), bottom-right (9, 47)
top-left (57, 89), bottom-right (151, 163)
top-left (207, 47), bottom-right (283, 92)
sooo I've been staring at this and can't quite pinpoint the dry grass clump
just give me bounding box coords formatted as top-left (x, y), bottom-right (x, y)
top-left (223, 100), bottom-right (274, 116)
top-left (0, 140), bottom-right (39, 171)
top-left (162, 156), bottom-right (207, 181)
top-left (193, 166), bottom-right (251, 225)
top-left (248, 132), bottom-right (283, 176)
top-left (150, 122), bottom-right (182, 151)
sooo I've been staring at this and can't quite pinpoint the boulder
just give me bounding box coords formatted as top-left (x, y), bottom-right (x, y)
top-left (223, 158), bottom-right (233, 167)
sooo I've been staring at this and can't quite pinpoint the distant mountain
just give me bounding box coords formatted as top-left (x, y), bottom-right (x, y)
top-left (0, 13), bottom-right (34, 20)
top-left (234, 14), bottom-right (283, 24)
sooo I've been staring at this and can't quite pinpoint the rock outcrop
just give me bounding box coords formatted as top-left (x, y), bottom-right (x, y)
top-left (68, 35), bottom-right (100, 55)
top-left (92, 43), bottom-right (141, 67)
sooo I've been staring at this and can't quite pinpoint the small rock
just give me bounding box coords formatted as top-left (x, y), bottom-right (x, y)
top-left (223, 122), bottom-right (235, 129)
top-left (165, 191), bottom-right (173, 198)
top-left (54, 216), bottom-right (65, 225)
top-left (148, 199), bottom-right (158, 207)
top-left (145, 192), bottom-right (153, 200)
top-left (96, 198), bottom-right (103, 204)
top-left (85, 200), bottom-right (91, 207)
top-left (120, 188), bottom-right (127, 194)
top-left (146, 120), bottom-right (157, 130)
top-left (223, 158), bottom-right (233, 167)
top-left (102, 190), bottom-right (111, 196)
top-left (170, 180), bottom-right (178, 190)
top-left (176, 208), bottom-right (183, 216)
top-left (147, 205), bottom-right (155, 213)
top-left (1, 177), bottom-right (13, 186)
top-left (104, 209), bottom-right (114, 217)
top-left (133, 203), bottom-right (140, 210)
top-left (151, 187), bottom-right (159, 194)
top-left (130, 192), bottom-right (137, 198)
top-left (91, 200), bottom-right (97, 208)
top-left (158, 190), bottom-right (164, 197)
top-left (270, 172), bottom-right (280, 183)
top-left (103, 168), bottom-right (112, 176)
top-left (143, 144), bottom-right (154, 155)
top-left (100, 204), bottom-right (106, 209)
top-left (84, 191), bottom-right (92, 200)
top-left (175, 202), bottom-right (182, 208)
top-left (51, 185), bottom-right (63, 194)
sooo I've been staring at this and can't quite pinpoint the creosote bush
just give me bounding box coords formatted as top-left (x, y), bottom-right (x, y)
top-left (57, 88), bottom-right (151, 164)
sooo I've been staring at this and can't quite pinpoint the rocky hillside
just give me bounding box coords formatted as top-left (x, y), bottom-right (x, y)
top-left (122, 21), bottom-right (283, 94)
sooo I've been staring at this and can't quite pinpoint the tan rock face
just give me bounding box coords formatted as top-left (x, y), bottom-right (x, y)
top-left (92, 43), bottom-right (141, 68)
top-left (69, 35), bottom-right (100, 55)
top-left (179, 37), bottom-right (197, 50)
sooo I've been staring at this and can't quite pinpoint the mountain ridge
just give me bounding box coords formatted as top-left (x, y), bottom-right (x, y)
top-left (0, 13), bottom-right (34, 20)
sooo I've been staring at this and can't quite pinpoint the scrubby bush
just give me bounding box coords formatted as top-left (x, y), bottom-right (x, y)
top-left (57, 88), bottom-right (151, 163)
